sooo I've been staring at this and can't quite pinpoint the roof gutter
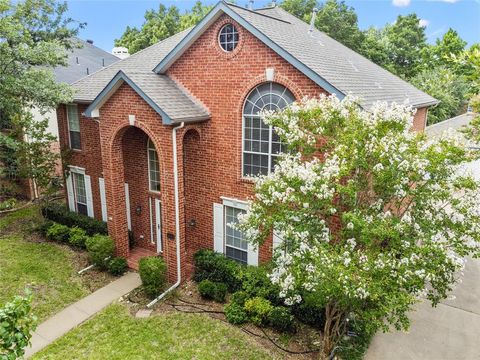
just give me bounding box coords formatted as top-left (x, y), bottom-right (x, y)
top-left (147, 121), bottom-right (185, 308)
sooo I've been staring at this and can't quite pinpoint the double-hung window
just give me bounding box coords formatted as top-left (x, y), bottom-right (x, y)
top-left (242, 82), bottom-right (295, 177)
top-left (67, 104), bottom-right (81, 150)
top-left (224, 206), bottom-right (248, 264)
top-left (213, 199), bottom-right (258, 266)
top-left (148, 139), bottom-right (160, 192)
top-left (72, 172), bottom-right (88, 216)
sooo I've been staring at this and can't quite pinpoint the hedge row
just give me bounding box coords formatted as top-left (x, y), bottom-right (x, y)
top-left (43, 221), bottom-right (127, 276)
top-left (41, 202), bottom-right (107, 236)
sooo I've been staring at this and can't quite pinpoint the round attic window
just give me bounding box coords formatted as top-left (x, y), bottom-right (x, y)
top-left (218, 24), bottom-right (239, 52)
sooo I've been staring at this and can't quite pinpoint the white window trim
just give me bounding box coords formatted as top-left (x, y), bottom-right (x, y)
top-left (216, 198), bottom-right (258, 266)
top-left (147, 138), bottom-right (161, 193)
top-left (241, 83), bottom-right (294, 178)
top-left (221, 196), bottom-right (249, 211)
top-left (66, 104), bottom-right (81, 150)
top-left (67, 166), bottom-right (93, 217)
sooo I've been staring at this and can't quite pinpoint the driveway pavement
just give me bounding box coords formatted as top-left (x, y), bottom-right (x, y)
top-left (365, 258), bottom-right (480, 360)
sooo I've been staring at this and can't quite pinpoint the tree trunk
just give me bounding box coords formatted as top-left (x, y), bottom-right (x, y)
top-left (320, 301), bottom-right (347, 360)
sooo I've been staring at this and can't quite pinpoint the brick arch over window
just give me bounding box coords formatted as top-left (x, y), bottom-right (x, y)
top-left (240, 81), bottom-right (296, 177)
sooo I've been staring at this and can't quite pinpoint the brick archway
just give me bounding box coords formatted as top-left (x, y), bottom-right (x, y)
top-left (101, 124), bottom-right (164, 259)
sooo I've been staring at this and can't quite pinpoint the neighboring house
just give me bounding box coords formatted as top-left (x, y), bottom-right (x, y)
top-left (25, 39), bottom-right (119, 199)
top-left (57, 1), bottom-right (438, 281)
top-left (426, 111), bottom-right (480, 179)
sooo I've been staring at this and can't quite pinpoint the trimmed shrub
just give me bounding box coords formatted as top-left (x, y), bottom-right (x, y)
top-left (46, 223), bottom-right (70, 242)
top-left (213, 282), bottom-right (227, 303)
top-left (37, 220), bottom-right (54, 236)
top-left (193, 249), bottom-right (241, 292)
top-left (269, 306), bottom-right (295, 332)
top-left (85, 235), bottom-right (115, 269)
top-left (244, 297), bottom-right (273, 326)
top-left (237, 265), bottom-right (281, 305)
top-left (198, 279), bottom-right (216, 300)
top-left (230, 291), bottom-right (249, 307)
top-left (108, 257), bottom-right (128, 276)
top-left (198, 280), bottom-right (228, 303)
top-left (139, 256), bottom-right (167, 298)
top-left (224, 302), bottom-right (248, 325)
top-left (68, 226), bottom-right (88, 248)
top-left (41, 202), bottom-right (107, 236)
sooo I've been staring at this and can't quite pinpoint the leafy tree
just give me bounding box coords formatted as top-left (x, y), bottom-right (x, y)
top-left (281, 0), bottom-right (364, 52)
top-left (0, 0), bottom-right (81, 198)
top-left (280, 0), bottom-right (317, 19)
top-left (0, 292), bottom-right (37, 360)
top-left (411, 66), bottom-right (469, 124)
top-left (451, 44), bottom-right (480, 96)
top-left (423, 28), bottom-right (467, 70)
top-left (362, 14), bottom-right (427, 78)
top-left (239, 95), bottom-right (480, 359)
top-left (115, 1), bottom-right (213, 54)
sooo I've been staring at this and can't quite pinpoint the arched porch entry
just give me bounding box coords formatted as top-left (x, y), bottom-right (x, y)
top-left (104, 125), bottom-right (163, 264)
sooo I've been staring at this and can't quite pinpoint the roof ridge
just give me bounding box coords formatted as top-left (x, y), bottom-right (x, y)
top-left (70, 27), bottom-right (193, 87)
top-left (225, 2), bottom-right (291, 24)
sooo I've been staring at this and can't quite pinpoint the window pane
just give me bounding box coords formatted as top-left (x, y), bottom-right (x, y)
top-left (148, 143), bottom-right (160, 192)
top-left (226, 246), bottom-right (247, 264)
top-left (70, 131), bottom-right (81, 150)
top-left (77, 203), bottom-right (88, 216)
top-left (73, 172), bottom-right (87, 206)
top-left (67, 105), bottom-right (80, 131)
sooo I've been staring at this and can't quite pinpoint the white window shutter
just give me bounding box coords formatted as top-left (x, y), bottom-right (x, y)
top-left (272, 230), bottom-right (282, 254)
top-left (84, 175), bottom-right (94, 218)
top-left (213, 203), bottom-right (224, 253)
top-left (98, 178), bottom-right (107, 222)
top-left (247, 243), bottom-right (259, 266)
top-left (124, 183), bottom-right (131, 231)
top-left (66, 173), bottom-right (75, 212)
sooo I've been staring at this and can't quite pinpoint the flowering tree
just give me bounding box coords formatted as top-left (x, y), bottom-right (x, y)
top-left (238, 95), bottom-right (480, 359)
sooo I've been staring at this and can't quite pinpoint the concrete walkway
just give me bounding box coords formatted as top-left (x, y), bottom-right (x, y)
top-left (366, 258), bottom-right (480, 360)
top-left (25, 272), bottom-right (141, 358)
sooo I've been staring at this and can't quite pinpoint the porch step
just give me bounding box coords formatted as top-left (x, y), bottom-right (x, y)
top-left (127, 247), bottom-right (158, 271)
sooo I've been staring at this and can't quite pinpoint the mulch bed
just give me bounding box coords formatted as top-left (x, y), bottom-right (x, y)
top-left (120, 281), bottom-right (322, 359)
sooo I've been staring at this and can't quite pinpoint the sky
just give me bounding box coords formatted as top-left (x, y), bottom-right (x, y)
top-left (67, 0), bottom-right (480, 53)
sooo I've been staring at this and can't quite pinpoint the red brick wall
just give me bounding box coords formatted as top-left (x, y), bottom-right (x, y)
top-left (57, 104), bottom-right (104, 221)
top-left (167, 14), bottom-right (328, 274)
top-left (412, 107), bottom-right (427, 132)
top-left (57, 13), bottom-right (429, 282)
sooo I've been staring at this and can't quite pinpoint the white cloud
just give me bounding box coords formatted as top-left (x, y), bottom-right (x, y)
top-left (419, 19), bottom-right (430, 27)
top-left (437, 0), bottom-right (460, 3)
top-left (392, 0), bottom-right (411, 7)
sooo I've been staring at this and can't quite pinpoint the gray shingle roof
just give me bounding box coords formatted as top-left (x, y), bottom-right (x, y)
top-left (54, 38), bottom-right (120, 84)
top-left (72, 29), bottom-right (192, 102)
top-left (73, 1), bottom-right (437, 122)
top-left (230, 4), bottom-right (437, 109)
top-left (121, 71), bottom-right (210, 122)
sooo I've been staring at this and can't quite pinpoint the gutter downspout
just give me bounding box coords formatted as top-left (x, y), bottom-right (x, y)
top-left (147, 121), bottom-right (185, 308)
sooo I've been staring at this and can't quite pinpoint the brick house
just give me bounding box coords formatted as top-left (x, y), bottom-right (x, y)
top-left (57, 2), bottom-right (438, 283)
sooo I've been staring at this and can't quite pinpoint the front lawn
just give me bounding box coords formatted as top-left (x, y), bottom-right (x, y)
top-left (32, 303), bottom-right (277, 360)
top-left (0, 205), bottom-right (112, 321)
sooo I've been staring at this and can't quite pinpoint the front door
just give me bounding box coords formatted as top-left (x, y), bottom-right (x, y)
top-left (155, 199), bottom-right (162, 252)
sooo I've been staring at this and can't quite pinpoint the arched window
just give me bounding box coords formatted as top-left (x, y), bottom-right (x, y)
top-left (242, 82), bottom-right (295, 176)
top-left (147, 139), bottom-right (160, 192)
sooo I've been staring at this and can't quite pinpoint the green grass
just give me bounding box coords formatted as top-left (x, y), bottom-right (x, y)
top-left (0, 206), bottom-right (88, 321)
top-left (32, 304), bottom-right (276, 360)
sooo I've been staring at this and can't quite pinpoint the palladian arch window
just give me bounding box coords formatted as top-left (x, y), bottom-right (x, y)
top-left (147, 139), bottom-right (160, 192)
top-left (242, 82), bottom-right (295, 177)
